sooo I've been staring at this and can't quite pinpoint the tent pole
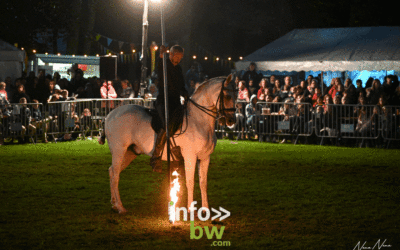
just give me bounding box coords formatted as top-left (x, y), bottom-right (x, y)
top-left (321, 71), bottom-right (324, 93)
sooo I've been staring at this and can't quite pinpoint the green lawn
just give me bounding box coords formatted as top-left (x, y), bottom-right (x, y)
top-left (0, 139), bottom-right (399, 249)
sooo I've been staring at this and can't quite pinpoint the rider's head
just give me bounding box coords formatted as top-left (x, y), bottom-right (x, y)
top-left (169, 45), bottom-right (184, 66)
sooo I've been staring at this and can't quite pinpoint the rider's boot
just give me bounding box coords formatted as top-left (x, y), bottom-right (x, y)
top-left (150, 128), bottom-right (166, 173)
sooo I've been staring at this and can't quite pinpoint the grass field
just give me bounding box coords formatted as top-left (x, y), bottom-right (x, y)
top-left (1, 139), bottom-right (399, 249)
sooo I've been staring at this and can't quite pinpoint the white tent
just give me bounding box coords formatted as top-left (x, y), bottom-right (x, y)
top-left (236, 26), bottom-right (400, 72)
top-left (0, 39), bottom-right (26, 82)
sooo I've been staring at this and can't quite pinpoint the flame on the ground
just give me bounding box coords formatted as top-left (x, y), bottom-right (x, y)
top-left (168, 170), bottom-right (180, 223)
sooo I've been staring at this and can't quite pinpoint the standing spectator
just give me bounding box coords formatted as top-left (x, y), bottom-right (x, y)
top-left (238, 81), bottom-right (249, 102)
top-left (328, 78), bottom-right (339, 100)
top-left (283, 76), bottom-right (292, 88)
top-left (272, 79), bottom-right (282, 97)
top-left (383, 75), bottom-right (398, 102)
top-left (185, 65), bottom-right (199, 91)
top-left (53, 72), bottom-right (61, 85)
top-left (118, 79), bottom-right (135, 99)
top-left (242, 62), bottom-right (262, 89)
top-left (355, 79), bottom-right (365, 98)
top-left (245, 94), bottom-right (260, 139)
top-left (4, 77), bottom-right (13, 101)
top-left (12, 84), bottom-right (31, 104)
top-left (25, 72), bottom-right (36, 95)
top-left (68, 69), bottom-right (86, 97)
top-left (306, 75), bottom-right (313, 87)
top-left (269, 75), bottom-right (276, 89)
top-left (365, 77), bottom-right (374, 89)
top-left (368, 79), bottom-right (383, 105)
top-left (303, 80), bottom-right (315, 100)
top-left (0, 82), bottom-right (8, 101)
top-left (100, 80), bottom-right (117, 113)
top-left (187, 79), bottom-right (196, 96)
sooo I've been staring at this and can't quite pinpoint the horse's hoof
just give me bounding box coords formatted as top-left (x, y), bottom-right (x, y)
top-left (119, 208), bottom-right (127, 214)
top-left (112, 205), bottom-right (127, 214)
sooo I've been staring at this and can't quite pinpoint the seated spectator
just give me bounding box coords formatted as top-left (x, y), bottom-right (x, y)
top-left (12, 84), bottom-right (31, 104)
top-left (257, 78), bottom-right (268, 100)
top-left (17, 97), bottom-right (35, 143)
top-left (30, 99), bottom-right (50, 143)
top-left (47, 80), bottom-right (62, 103)
top-left (323, 94), bottom-right (333, 112)
top-left (314, 95), bottom-right (324, 108)
top-left (0, 82), bottom-right (8, 101)
top-left (327, 78), bottom-right (338, 98)
top-left (333, 95), bottom-right (342, 105)
top-left (312, 87), bottom-right (322, 107)
top-left (271, 96), bottom-right (281, 113)
top-left (148, 83), bottom-right (159, 99)
top-left (298, 80), bottom-right (307, 96)
top-left (248, 79), bottom-right (258, 97)
top-left (355, 79), bottom-right (365, 98)
top-left (238, 81), bottom-right (249, 102)
top-left (279, 85), bottom-right (290, 100)
top-left (118, 79), bottom-right (135, 99)
top-left (245, 94), bottom-right (259, 130)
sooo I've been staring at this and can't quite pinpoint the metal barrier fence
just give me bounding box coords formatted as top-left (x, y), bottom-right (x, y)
top-left (1, 98), bottom-right (400, 147)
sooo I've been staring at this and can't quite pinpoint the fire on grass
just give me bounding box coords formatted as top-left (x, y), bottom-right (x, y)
top-left (168, 170), bottom-right (180, 223)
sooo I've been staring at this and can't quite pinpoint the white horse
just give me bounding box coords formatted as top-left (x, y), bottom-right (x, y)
top-left (100, 74), bottom-right (236, 214)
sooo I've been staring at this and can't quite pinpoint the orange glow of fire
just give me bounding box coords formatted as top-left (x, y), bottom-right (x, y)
top-left (169, 170), bottom-right (180, 223)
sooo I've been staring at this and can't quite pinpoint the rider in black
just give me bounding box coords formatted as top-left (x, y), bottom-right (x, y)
top-left (150, 45), bottom-right (189, 172)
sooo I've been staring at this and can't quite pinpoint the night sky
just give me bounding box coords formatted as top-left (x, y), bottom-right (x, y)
top-left (2, 0), bottom-right (399, 59)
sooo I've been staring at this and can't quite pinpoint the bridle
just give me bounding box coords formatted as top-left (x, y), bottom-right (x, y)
top-left (189, 78), bottom-right (236, 121)
top-left (173, 78), bottom-right (236, 137)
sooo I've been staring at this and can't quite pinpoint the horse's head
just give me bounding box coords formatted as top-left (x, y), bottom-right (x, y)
top-left (218, 74), bottom-right (236, 126)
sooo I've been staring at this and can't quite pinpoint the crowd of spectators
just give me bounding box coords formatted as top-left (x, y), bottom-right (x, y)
top-left (2, 63), bottom-right (400, 147)
top-left (232, 64), bottom-right (400, 146)
top-left (0, 67), bottom-right (161, 144)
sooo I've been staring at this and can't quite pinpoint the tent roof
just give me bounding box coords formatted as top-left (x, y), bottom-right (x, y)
top-left (0, 39), bottom-right (25, 62)
top-left (35, 54), bottom-right (100, 65)
top-left (235, 26), bottom-right (400, 72)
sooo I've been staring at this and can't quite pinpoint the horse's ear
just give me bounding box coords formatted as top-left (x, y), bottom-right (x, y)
top-left (224, 74), bottom-right (233, 87)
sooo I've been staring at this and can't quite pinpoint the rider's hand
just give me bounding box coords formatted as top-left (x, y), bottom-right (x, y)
top-left (159, 45), bottom-right (168, 58)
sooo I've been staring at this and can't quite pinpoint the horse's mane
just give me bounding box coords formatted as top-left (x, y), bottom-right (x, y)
top-left (192, 76), bottom-right (226, 97)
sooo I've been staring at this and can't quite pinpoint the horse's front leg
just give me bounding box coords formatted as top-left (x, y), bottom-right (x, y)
top-left (184, 155), bottom-right (197, 212)
top-left (198, 157), bottom-right (210, 210)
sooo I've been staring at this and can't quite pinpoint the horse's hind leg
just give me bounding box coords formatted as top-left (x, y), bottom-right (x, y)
top-left (109, 147), bottom-right (137, 214)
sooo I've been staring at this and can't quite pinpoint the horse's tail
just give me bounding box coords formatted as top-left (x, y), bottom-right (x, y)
top-left (98, 120), bottom-right (106, 145)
